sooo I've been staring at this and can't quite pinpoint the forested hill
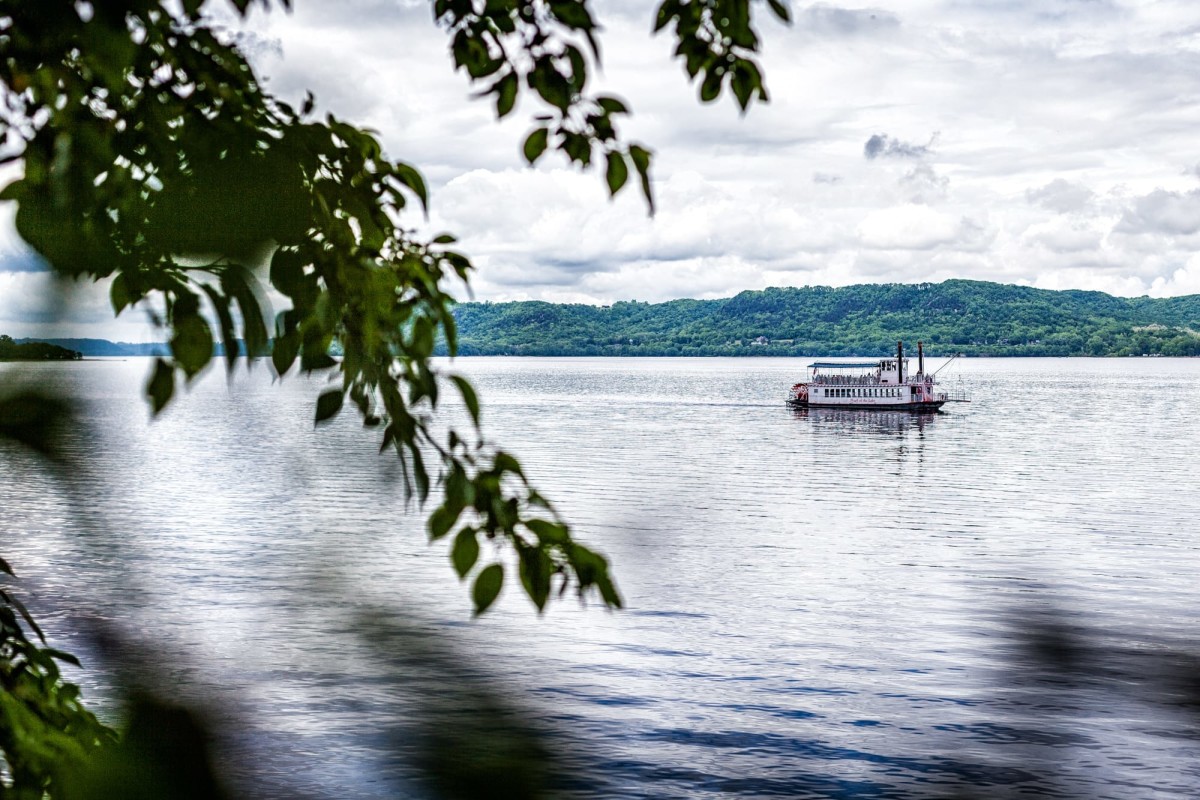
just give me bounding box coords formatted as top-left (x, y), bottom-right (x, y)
top-left (447, 280), bottom-right (1200, 357)
top-left (12, 338), bottom-right (168, 357)
top-left (0, 335), bottom-right (82, 360)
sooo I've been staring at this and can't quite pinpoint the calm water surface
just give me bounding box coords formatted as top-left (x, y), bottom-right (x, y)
top-left (2, 356), bottom-right (1199, 798)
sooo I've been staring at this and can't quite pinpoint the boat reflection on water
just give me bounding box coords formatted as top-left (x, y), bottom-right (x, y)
top-left (790, 404), bottom-right (940, 436)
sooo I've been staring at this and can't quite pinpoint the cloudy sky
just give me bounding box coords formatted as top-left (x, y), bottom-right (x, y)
top-left (5, 0), bottom-right (1200, 340)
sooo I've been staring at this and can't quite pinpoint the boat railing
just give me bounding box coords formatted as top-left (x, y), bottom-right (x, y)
top-left (944, 384), bottom-right (971, 402)
top-left (810, 375), bottom-right (882, 386)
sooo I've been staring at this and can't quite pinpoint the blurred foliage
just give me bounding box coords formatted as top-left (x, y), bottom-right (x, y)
top-left (0, 591), bottom-right (114, 799)
top-left (61, 696), bottom-right (231, 800)
top-left (0, 388), bottom-right (72, 459)
top-left (0, 388), bottom-right (116, 799)
top-left (0, 558), bottom-right (115, 800)
top-left (445, 279), bottom-right (1200, 357)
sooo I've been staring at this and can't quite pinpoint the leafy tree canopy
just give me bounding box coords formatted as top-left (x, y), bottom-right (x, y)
top-left (0, 0), bottom-right (785, 615)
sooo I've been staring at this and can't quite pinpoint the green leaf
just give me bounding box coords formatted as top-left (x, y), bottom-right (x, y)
top-left (223, 266), bottom-right (270, 358)
top-left (433, 233), bottom-right (457, 244)
top-left (110, 273), bottom-right (132, 314)
top-left (768, 0), bottom-right (791, 23)
top-left (200, 282), bottom-right (239, 372)
top-left (301, 348), bottom-right (337, 372)
top-left (731, 67), bottom-right (753, 111)
top-left (45, 648), bottom-right (81, 667)
top-left (654, 0), bottom-right (676, 32)
top-left (472, 563), bottom-right (504, 615)
top-left (446, 467), bottom-right (474, 511)
top-left (413, 448), bottom-right (431, 504)
top-left (519, 546), bottom-right (552, 611)
top-left (393, 162), bottom-right (429, 213)
top-left (270, 248), bottom-right (306, 299)
top-left (493, 451), bottom-right (524, 478)
top-left (597, 96), bottom-right (629, 115)
top-left (0, 555), bottom-right (14, 576)
top-left (605, 151), bottom-right (628, 196)
top-left (272, 327), bottom-right (301, 377)
top-left (451, 529), bottom-right (480, 578)
top-left (523, 128), bottom-right (549, 164)
top-left (146, 358), bottom-right (175, 415)
top-left (526, 518), bottom-right (569, 545)
top-left (170, 310), bottom-right (213, 378)
top-left (700, 68), bottom-right (724, 103)
top-left (596, 570), bottom-right (622, 608)
top-left (428, 504), bottom-right (460, 541)
top-left (628, 144), bottom-right (655, 215)
top-left (549, 0), bottom-right (595, 30)
top-left (6, 592), bottom-right (44, 641)
top-left (315, 388), bottom-right (344, 423)
top-left (450, 375), bottom-right (480, 427)
top-left (496, 71), bottom-right (518, 118)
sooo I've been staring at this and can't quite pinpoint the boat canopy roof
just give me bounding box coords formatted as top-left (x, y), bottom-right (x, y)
top-left (808, 361), bottom-right (882, 369)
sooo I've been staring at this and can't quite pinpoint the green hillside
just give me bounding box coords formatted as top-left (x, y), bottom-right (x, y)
top-left (0, 335), bottom-right (82, 361)
top-left (445, 279), bottom-right (1200, 357)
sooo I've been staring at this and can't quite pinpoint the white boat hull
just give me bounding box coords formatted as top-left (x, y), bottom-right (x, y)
top-left (790, 397), bottom-right (945, 412)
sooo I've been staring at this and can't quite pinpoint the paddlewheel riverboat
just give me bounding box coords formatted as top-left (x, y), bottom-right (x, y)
top-left (787, 341), bottom-right (958, 412)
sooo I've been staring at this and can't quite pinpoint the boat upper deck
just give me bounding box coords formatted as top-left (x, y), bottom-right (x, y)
top-left (806, 360), bottom-right (925, 386)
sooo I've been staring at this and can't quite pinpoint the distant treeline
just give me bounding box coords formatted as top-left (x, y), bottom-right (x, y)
top-left (444, 279), bottom-right (1200, 357)
top-left (0, 335), bottom-right (82, 360)
top-left (12, 280), bottom-right (1200, 361)
top-left (7, 337), bottom-right (169, 357)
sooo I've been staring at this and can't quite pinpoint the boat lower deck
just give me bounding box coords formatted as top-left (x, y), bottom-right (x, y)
top-left (790, 400), bottom-right (945, 413)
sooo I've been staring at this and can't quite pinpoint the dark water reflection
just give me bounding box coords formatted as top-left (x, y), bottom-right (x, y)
top-left (3, 356), bottom-right (1200, 798)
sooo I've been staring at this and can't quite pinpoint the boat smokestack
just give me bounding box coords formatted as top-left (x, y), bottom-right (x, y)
top-left (897, 340), bottom-right (904, 383)
top-left (918, 341), bottom-right (924, 376)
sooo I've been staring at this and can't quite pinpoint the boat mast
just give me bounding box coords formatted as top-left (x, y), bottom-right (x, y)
top-left (896, 340), bottom-right (904, 383)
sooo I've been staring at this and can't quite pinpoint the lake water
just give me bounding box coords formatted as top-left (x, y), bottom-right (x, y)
top-left (3, 356), bottom-right (1200, 798)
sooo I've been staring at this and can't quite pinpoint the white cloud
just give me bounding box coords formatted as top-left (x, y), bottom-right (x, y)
top-left (0, 272), bottom-right (159, 340)
top-left (1023, 217), bottom-right (1107, 253)
top-left (856, 204), bottom-right (976, 250)
top-left (1116, 188), bottom-right (1200, 236)
top-left (1026, 179), bottom-right (1097, 214)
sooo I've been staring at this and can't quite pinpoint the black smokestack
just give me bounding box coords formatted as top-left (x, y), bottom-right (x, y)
top-left (897, 340), bottom-right (904, 383)
top-left (918, 341), bottom-right (924, 375)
